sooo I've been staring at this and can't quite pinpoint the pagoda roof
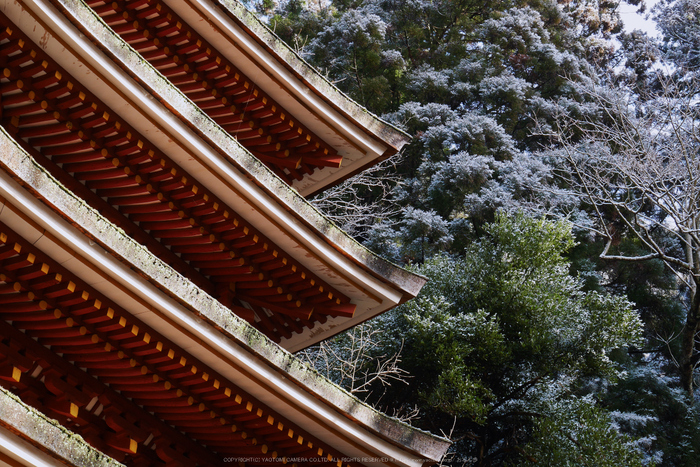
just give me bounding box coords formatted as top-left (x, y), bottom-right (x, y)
top-left (0, 387), bottom-right (124, 467)
top-left (0, 0), bottom-right (423, 350)
top-left (0, 1), bottom-right (451, 465)
top-left (69, 0), bottom-right (411, 196)
top-left (0, 127), bottom-right (449, 466)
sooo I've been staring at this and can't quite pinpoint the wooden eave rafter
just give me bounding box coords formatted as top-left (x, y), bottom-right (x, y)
top-left (66, 0), bottom-right (410, 197)
top-left (0, 220), bottom-right (370, 467)
top-left (0, 2), bottom-right (452, 464)
top-left (0, 17), bottom-right (357, 345)
top-left (0, 387), bottom-right (125, 467)
top-left (80, 0), bottom-right (342, 187)
top-left (0, 123), bottom-right (450, 467)
top-left (2, 0), bottom-right (426, 353)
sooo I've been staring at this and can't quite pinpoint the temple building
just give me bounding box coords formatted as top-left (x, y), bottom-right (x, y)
top-left (0, 0), bottom-right (450, 466)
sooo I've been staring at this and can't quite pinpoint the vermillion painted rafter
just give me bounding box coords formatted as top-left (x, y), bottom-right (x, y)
top-left (0, 16), bottom-right (356, 344)
top-left (0, 222), bottom-right (358, 467)
top-left (0, 2), bottom-right (451, 466)
top-left (84, 0), bottom-right (343, 185)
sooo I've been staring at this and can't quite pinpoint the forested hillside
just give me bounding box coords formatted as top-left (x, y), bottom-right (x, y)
top-left (254, 0), bottom-right (700, 464)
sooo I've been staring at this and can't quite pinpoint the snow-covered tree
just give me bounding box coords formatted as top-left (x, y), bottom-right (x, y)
top-left (655, 0), bottom-right (700, 77)
top-left (263, 0), bottom-right (682, 462)
top-left (520, 397), bottom-right (647, 466)
top-left (270, 0), bottom-right (638, 262)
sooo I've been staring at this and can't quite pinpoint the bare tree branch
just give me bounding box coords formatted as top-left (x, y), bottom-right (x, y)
top-left (537, 76), bottom-right (700, 397)
top-left (309, 153), bottom-right (403, 239)
top-left (296, 322), bottom-right (411, 407)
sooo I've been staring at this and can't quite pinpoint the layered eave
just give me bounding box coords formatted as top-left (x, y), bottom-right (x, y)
top-left (0, 129), bottom-right (450, 466)
top-left (0, 0), bottom-right (424, 351)
top-left (80, 0), bottom-right (410, 196)
top-left (0, 2), bottom-right (450, 464)
top-left (194, 0), bottom-right (413, 195)
top-left (0, 388), bottom-right (125, 467)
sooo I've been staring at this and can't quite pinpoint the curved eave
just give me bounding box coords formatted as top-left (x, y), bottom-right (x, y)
top-left (176, 0), bottom-right (412, 196)
top-left (0, 131), bottom-right (451, 465)
top-left (10, 0), bottom-right (425, 350)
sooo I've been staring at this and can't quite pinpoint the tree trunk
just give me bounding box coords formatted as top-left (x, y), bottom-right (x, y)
top-left (680, 280), bottom-right (700, 398)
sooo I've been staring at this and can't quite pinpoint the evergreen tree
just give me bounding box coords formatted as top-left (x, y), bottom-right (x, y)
top-left (263, 0), bottom-right (700, 463)
top-left (270, 0), bottom-right (629, 257)
top-left (655, 0), bottom-right (700, 77)
top-left (364, 215), bottom-right (644, 465)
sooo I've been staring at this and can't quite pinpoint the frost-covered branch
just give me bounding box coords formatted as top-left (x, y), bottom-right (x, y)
top-left (296, 322), bottom-right (411, 403)
top-left (539, 76), bottom-right (700, 397)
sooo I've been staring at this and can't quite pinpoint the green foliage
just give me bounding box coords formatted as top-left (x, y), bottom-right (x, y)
top-left (262, 0), bottom-right (697, 463)
top-left (369, 214), bottom-right (643, 464)
top-left (568, 235), bottom-right (687, 353)
top-left (518, 399), bottom-right (646, 466)
top-left (403, 302), bottom-right (505, 422)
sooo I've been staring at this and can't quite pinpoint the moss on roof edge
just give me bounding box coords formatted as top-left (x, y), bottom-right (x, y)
top-left (0, 129), bottom-right (450, 463)
top-left (0, 387), bottom-right (124, 467)
top-left (57, 0), bottom-right (425, 299)
top-left (214, 0), bottom-right (411, 150)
